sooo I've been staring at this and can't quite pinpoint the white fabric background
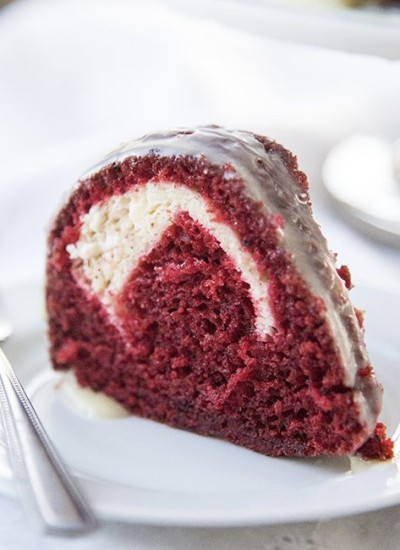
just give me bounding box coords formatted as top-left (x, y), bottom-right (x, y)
top-left (0, 0), bottom-right (400, 548)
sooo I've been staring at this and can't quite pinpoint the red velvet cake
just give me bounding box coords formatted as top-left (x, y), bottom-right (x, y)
top-left (46, 126), bottom-right (393, 460)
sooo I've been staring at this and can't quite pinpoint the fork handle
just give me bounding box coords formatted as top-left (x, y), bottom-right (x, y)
top-left (0, 348), bottom-right (96, 534)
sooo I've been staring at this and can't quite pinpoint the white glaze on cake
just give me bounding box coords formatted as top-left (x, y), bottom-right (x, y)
top-left (59, 372), bottom-right (130, 419)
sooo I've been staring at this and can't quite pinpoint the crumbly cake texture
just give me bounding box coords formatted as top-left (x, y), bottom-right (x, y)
top-left (46, 126), bottom-right (393, 460)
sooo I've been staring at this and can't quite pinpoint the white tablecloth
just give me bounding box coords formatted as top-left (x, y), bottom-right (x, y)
top-left (0, 1), bottom-right (399, 548)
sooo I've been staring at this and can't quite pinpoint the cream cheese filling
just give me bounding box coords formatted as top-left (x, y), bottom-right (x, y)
top-left (67, 181), bottom-right (274, 335)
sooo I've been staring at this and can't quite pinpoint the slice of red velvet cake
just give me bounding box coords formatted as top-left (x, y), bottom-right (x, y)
top-left (46, 126), bottom-right (393, 460)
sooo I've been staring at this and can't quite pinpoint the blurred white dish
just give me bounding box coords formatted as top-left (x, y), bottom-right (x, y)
top-left (166, 0), bottom-right (400, 58)
top-left (323, 135), bottom-right (400, 247)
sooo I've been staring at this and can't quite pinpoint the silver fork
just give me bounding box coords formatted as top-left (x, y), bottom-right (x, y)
top-left (0, 344), bottom-right (96, 534)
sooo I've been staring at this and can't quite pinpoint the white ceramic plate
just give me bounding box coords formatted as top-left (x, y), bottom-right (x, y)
top-left (322, 135), bottom-right (400, 247)
top-left (0, 282), bottom-right (399, 526)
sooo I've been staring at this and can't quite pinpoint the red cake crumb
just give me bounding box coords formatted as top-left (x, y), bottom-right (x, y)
top-left (358, 365), bottom-right (373, 378)
top-left (337, 265), bottom-right (353, 290)
top-left (46, 127), bottom-right (393, 460)
top-left (357, 423), bottom-right (394, 461)
top-left (354, 308), bottom-right (365, 329)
